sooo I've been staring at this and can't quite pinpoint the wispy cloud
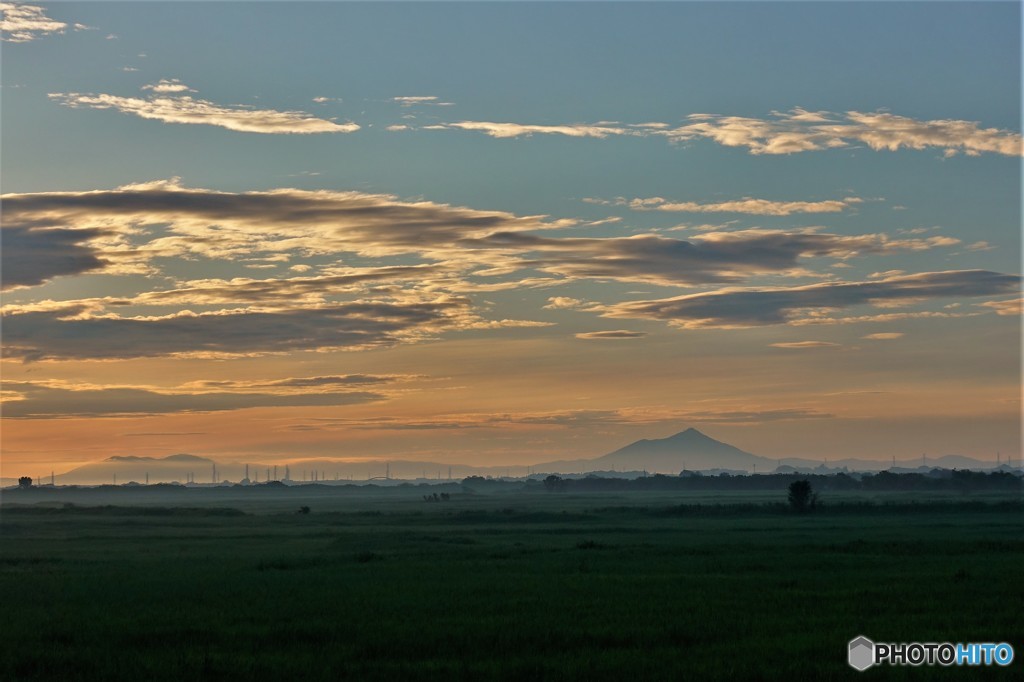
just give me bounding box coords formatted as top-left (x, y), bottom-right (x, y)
top-left (180, 374), bottom-right (415, 392)
top-left (663, 108), bottom-right (1023, 157)
top-left (313, 405), bottom-right (832, 431)
top-left (1, 2), bottom-right (65, 42)
top-left (470, 228), bottom-right (960, 287)
top-left (393, 96), bottom-right (454, 107)
top-left (2, 380), bottom-right (388, 418)
top-left (1, 298), bottom-right (474, 362)
top-left (576, 330), bottom-right (647, 340)
top-left (600, 270), bottom-right (1021, 329)
top-left (978, 298), bottom-right (1022, 316)
top-left (862, 332), bottom-right (904, 340)
top-left (770, 341), bottom-right (841, 349)
top-left (431, 121), bottom-right (633, 139)
top-left (601, 196), bottom-right (863, 216)
top-left (1, 180), bottom-right (574, 272)
top-left (49, 86), bottom-right (360, 134)
top-left (142, 79), bottom-right (195, 94)
top-left (430, 108), bottom-right (1021, 157)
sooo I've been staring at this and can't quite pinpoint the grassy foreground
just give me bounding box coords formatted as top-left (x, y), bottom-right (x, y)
top-left (1, 491), bottom-right (1021, 680)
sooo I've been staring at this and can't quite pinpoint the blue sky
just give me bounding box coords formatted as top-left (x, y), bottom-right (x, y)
top-left (1, 1), bottom-right (1021, 474)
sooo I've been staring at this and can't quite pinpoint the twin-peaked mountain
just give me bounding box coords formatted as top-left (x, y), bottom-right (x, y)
top-left (535, 427), bottom-right (769, 474)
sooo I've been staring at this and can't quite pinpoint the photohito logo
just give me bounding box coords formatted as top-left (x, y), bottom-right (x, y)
top-left (848, 636), bottom-right (1014, 670)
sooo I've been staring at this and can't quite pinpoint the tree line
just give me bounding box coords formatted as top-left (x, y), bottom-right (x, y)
top-left (523, 470), bottom-right (1022, 493)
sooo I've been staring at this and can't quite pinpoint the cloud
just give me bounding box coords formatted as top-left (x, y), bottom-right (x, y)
top-left (1, 2), bottom-right (65, 42)
top-left (49, 91), bottom-right (360, 134)
top-left (2, 182), bottom-right (964, 297)
top-left (393, 96), bottom-right (453, 107)
top-left (615, 196), bottom-right (861, 216)
top-left (2, 381), bottom-right (387, 418)
top-left (1, 181), bottom-right (574, 269)
top-left (142, 79), bottom-right (195, 94)
top-left (600, 270), bottom-right (1021, 329)
top-left (432, 108), bottom-right (1021, 157)
top-left (576, 330), bottom-right (647, 340)
top-left (312, 406), bottom-right (832, 431)
top-left (124, 266), bottom-right (453, 306)
top-left (544, 297), bottom-right (586, 310)
top-left (312, 96), bottom-right (341, 104)
top-left (1, 298), bottom-right (473, 361)
top-left (177, 374), bottom-right (414, 393)
top-left (121, 432), bottom-right (206, 437)
top-left (770, 341), bottom-right (841, 349)
top-left (434, 121), bottom-right (633, 139)
top-left (1, 225), bottom-right (112, 289)
top-left (672, 408), bottom-right (834, 425)
top-left (662, 108), bottom-right (1023, 157)
top-left (978, 298), bottom-right (1022, 316)
top-left (470, 228), bottom-right (960, 287)
top-left (862, 332), bottom-right (904, 340)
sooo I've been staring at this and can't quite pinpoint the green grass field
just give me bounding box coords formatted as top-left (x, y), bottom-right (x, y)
top-left (1, 489), bottom-right (1021, 680)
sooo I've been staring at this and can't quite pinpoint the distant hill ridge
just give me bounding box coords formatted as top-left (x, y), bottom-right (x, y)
top-left (107, 454), bottom-right (212, 463)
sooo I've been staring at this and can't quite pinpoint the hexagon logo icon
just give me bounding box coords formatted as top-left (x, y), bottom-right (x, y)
top-left (849, 636), bottom-right (875, 671)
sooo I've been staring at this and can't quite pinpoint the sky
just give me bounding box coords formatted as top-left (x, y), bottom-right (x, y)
top-left (1, 1), bottom-right (1021, 477)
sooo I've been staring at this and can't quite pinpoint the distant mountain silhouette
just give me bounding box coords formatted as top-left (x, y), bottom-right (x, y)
top-left (8, 434), bottom-right (1009, 487)
top-left (107, 453), bottom-right (210, 463)
top-left (55, 453), bottom-right (217, 485)
top-left (536, 427), bottom-right (773, 474)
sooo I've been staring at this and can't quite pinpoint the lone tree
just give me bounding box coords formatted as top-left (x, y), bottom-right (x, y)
top-left (787, 479), bottom-right (818, 513)
top-left (18, 476), bottom-right (33, 488)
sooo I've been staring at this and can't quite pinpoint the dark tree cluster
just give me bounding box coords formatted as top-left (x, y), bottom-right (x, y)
top-left (543, 475), bottom-right (568, 492)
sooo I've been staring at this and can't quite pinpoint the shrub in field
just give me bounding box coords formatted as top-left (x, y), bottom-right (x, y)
top-left (787, 480), bottom-right (818, 513)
